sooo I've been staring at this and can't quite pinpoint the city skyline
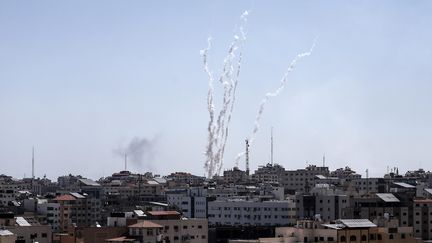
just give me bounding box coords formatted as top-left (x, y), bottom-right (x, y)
top-left (1, 1), bottom-right (432, 179)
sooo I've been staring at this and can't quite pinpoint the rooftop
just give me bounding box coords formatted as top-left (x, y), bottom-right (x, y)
top-left (54, 194), bottom-right (76, 201)
top-left (78, 178), bottom-right (100, 186)
top-left (128, 220), bottom-right (163, 228)
top-left (0, 230), bottom-right (14, 236)
top-left (393, 182), bottom-right (415, 188)
top-left (147, 211), bottom-right (180, 216)
top-left (376, 193), bottom-right (400, 203)
top-left (339, 219), bottom-right (377, 228)
top-left (106, 236), bottom-right (135, 242)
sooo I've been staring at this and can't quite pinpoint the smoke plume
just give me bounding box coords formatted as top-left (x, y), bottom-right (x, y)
top-left (114, 136), bottom-right (158, 170)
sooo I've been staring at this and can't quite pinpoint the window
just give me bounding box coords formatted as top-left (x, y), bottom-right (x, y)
top-left (361, 235), bottom-right (367, 241)
top-left (401, 233), bottom-right (405, 239)
top-left (389, 234), bottom-right (393, 240)
top-left (350, 235), bottom-right (356, 241)
top-left (327, 237), bottom-right (334, 241)
top-left (340, 236), bottom-right (346, 242)
top-left (377, 234), bottom-right (382, 240)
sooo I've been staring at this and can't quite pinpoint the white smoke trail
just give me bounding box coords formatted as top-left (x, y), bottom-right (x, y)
top-left (202, 11), bottom-right (249, 178)
top-left (235, 39), bottom-right (316, 165)
top-left (201, 37), bottom-right (216, 176)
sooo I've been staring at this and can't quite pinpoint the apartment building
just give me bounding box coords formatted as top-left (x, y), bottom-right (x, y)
top-left (413, 199), bottom-right (432, 240)
top-left (223, 167), bottom-right (248, 184)
top-left (0, 230), bottom-right (16, 243)
top-left (208, 199), bottom-right (296, 226)
top-left (252, 163), bottom-right (285, 184)
top-left (351, 178), bottom-right (387, 195)
top-left (253, 219), bottom-right (421, 243)
top-left (37, 201), bottom-right (61, 231)
top-left (280, 165), bottom-right (329, 194)
top-left (146, 211), bottom-right (208, 243)
top-left (166, 188), bottom-right (207, 218)
top-left (3, 216), bottom-right (52, 243)
top-left (53, 192), bottom-right (102, 232)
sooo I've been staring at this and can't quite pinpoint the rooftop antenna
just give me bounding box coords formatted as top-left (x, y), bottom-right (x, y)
top-left (366, 169), bottom-right (369, 195)
top-left (270, 127), bottom-right (274, 165)
top-left (124, 154), bottom-right (127, 171)
top-left (245, 139), bottom-right (250, 176)
top-left (32, 146), bottom-right (35, 179)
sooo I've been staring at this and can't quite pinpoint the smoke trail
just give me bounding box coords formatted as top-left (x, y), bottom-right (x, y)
top-left (202, 11), bottom-right (249, 178)
top-left (114, 136), bottom-right (158, 170)
top-left (201, 38), bottom-right (216, 177)
top-left (235, 40), bottom-right (316, 165)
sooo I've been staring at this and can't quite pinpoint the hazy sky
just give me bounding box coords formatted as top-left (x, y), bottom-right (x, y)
top-left (1, 1), bottom-right (432, 180)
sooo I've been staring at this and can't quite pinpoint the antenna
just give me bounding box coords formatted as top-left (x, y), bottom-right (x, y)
top-left (32, 146), bottom-right (35, 179)
top-left (270, 127), bottom-right (274, 165)
top-left (322, 154), bottom-right (326, 167)
top-left (366, 169), bottom-right (369, 195)
top-left (124, 154), bottom-right (127, 171)
top-left (245, 139), bottom-right (250, 176)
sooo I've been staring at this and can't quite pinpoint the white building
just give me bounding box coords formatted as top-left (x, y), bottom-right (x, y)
top-left (208, 199), bottom-right (296, 226)
top-left (166, 188), bottom-right (207, 218)
top-left (37, 201), bottom-right (61, 231)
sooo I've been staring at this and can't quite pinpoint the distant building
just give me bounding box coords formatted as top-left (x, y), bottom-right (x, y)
top-left (252, 163), bottom-right (285, 185)
top-left (208, 199), bottom-right (296, 226)
top-left (0, 229), bottom-right (16, 243)
top-left (223, 167), bottom-right (248, 184)
top-left (166, 187), bottom-right (207, 218)
top-left (1, 215), bottom-right (52, 243)
top-left (280, 165), bottom-right (329, 194)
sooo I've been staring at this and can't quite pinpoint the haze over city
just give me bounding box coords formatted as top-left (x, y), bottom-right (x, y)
top-left (1, 1), bottom-right (432, 180)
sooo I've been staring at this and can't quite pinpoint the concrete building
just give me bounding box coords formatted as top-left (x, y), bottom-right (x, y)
top-left (351, 178), bottom-right (387, 195)
top-left (413, 199), bottom-right (432, 240)
top-left (223, 167), bottom-right (248, 184)
top-left (229, 219), bottom-right (420, 243)
top-left (124, 221), bottom-right (164, 243)
top-left (252, 163), bottom-right (285, 185)
top-left (276, 219), bottom-right (419, 243)
top-left (3, 216), bottom-right (52, 243)
top-left (37, 201), bottom-right (61, 231)
top-left (54, 192), bottom-right (102, 232)
top-left (0, 230), bottom-right (16, 243)
top-left (146, 211), bottom-right (208, 243)
top-left (208, 199), bottom-right (296, 226)
top-left (280, 165), bottom-right (329, 194)
top-left (166, 188), bottom-right (207, 218)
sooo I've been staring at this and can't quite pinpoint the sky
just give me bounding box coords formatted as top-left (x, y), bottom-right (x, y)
top-left (1, 1), bottom-right (432, 180)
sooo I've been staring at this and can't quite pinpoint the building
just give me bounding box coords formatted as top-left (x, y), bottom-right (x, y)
top-left (0, 230), bottom-right (16, 243)
top-left (146, 211), bottom-right (208, 243)
top-left (166, 188), bottom-right (207, 218)
top-left (223, 167), bottom-right (248, 184)
top-left (54, 192), bottom-right (102, 232)
top-left (3, 216), bottom-right (52, 243)
top-left (208, 199), bottom-right (296, 226)
top-left (106, 211), bottom-right (208, 243)
top-left (413, 199), bottom-right (432, 239)
top-left (230, 219), bottom-right (420, 243)
top-left (252, 163), bottom-right (285, 185)
top-left (280, 165), bottom-right (329, 194)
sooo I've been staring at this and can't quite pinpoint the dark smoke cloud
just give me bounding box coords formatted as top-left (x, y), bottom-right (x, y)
top-left (114, 136), bottom-right (158, 170)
